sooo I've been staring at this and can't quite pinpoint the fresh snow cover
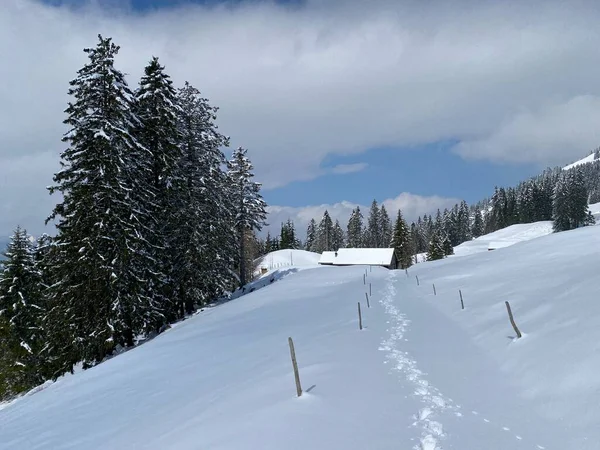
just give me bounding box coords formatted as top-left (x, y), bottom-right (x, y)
top-left (453, 221), bottom-right (553, 257)
top-left (318, 251), bottom-right (336, 265)
top-left (255, 249), bottom-right (320, 273)
top-left (4, 226), bottom-right (600, 448)
top-left (563, 152), bottom-right (597, 170)
top-left (326, 247), bottom-right (396, 266)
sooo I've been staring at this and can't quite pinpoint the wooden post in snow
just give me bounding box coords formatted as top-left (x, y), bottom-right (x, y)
top-left (433, 284), bottom-right (436, 296)
top-left (365, 292), bottom-right (370, 308)
top-left (369, 283), bottom-right (372, 296)
top-left (288, 337), bottom-right (302, 397)
top-left (363, 274), bottom-right (366, 285)
top-left (416, 275), bottom-right (420, 286)
top-left (370, 265), bottom-right (372, 272)
top-left (358, 302), bottom-right (363, 330)
top-left (405, 268), bottom-right (408, 277)
top-left (505, 301), bottom-right (522, 339)
top-left (459, 290), bottom-right (464, 310)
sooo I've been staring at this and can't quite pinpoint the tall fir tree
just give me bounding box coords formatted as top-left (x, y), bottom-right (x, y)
top-left (471, 210), bottom-right (484, 238)
top-left (346, 207), bottom-right (364, 248)
top-left (316, 210), bottom-right (334, 252)
top-left (46, 36), bottom-right (157, 374)
top-left (332, 220), bottom-right (345, 250)
top-left (305, 219), bottom-right (317, 252)
top-left (426, 231), bottom-right (445, 261)
top-left (227, 147), bottom-right (267, 287)
top-left (366, 200), bottom-right (381, 247)
top-left (390, 210), bottom-right (412, 269)
top-left (379, 205), bottom-right (392, 248)
top-left (175, 81), bottom-right (233, 309)
top-left (134, 56), bottom-right (184, 322)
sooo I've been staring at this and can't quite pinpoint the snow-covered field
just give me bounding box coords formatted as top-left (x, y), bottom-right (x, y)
top-left (453, 221), bottom-right (553, 257)
top-left (255, 249), bottom-right (321, 274)
top-left (2, 227), bottom-right (600, 448)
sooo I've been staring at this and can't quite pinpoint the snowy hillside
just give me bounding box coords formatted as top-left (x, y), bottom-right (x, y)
top-left (255, 249), bottom-right (321, 273)
top-left (3, 227), bottom-right (600, 448)
top-left (453, 221), bottom-right (553, 257)
top-left (563, 152), bottom-right (597, 170)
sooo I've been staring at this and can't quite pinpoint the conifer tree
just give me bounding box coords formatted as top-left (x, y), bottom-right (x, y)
top-left (227, 147), bottom-right (267, 287)
top-left (0, 227), bottom-right (45, 399)
top-left (391, 210), bottom-right (412, 269)
top-left (175, 81), bottom-right (233, 310)
top-left (426, 232), bottom-right (445, 261)
top-left (471, 210), bottom-right (484, 238)
top-left (46, 36), bottom-right (157, 372)
top-left (442, 235), bottom-right (454, 256)
top-left (316, 210), bottom-right (334, 252)
top-left (346, 207), bottom-right (364, 248)
top-left (332, 220), bottom-right (345, 250)
top-left (134, 56), bottom-right (184, 322)
top-left (379, 205), bottom-right (392, 248)
top-left (366, 200), bottom-right (381, 247)
top-left (305, 219), bottom-right (317, 252)
top-left (280, 220), bottom-right (300, 249)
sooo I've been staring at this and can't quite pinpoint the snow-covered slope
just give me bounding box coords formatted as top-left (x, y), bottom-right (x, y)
top-left (453, 221), bottom-right (553, 257)
top-left (255, 249), bottom-right (321, 273)
top-left (2, 227), bottom-right (600, 448)
top-left (563, 152), bottom-right (597, 170)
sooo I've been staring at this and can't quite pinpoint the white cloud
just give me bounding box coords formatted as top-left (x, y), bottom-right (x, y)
top-left (330, 163), bottom-right (368, 175)
top-left (3, 0), bottom-right (600, 235)
top-left (453, 96), bottom-right (600, 166)
top-left (265, 192), bottom-right (459, 239)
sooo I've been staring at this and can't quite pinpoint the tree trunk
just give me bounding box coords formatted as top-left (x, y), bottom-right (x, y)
top-left (239, 225), bottom-right (246, 287)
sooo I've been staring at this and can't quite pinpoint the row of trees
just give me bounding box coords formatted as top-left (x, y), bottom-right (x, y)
top-left (0, 36), bottom-right (267, 400)
top-left (294, 158), bottom-right (597, 264)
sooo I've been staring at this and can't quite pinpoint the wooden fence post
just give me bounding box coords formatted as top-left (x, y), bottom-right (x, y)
top-left (369, 283), bottom-right (372, 296)
top-left (433, 284), bottom-right (436, 296)
top-left (288, 337), bottom-right (302, 397)
top-left (363, 274), bottom-right (366, 285)
top-left (459, 290), bottom-right (464, 310)
top-left (365, 292), bottom-right (370, 308)
top-left (405, 269), bottom-right (408, 277)
top-left (358, 302), bottom-right (363, 330)
top-left (505, 301), bottom-right (522, 338)
top-left (416, 275), bottom-right (420, 286)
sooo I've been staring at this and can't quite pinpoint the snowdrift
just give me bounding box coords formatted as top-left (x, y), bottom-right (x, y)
top-left (453, 221), bottom-right (553, 257)
top-left (255, 249), bottom-right (321, 274)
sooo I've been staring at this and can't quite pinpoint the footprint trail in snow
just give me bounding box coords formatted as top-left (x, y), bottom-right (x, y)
top-left (378, 271), bottom-right (456, 450)
top-left (377, 271), bottom-right (550, 450)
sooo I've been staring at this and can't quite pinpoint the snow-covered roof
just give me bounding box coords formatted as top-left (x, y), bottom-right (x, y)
top-left (488, 241), bottom-right (516, 250)
top-left (318, 251), bottom-right (336, 265)
top-left (330, 248), bottom-right (396, 266)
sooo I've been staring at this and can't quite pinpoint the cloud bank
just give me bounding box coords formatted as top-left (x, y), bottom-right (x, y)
top-left (2, 0), bottom-right (600, 235)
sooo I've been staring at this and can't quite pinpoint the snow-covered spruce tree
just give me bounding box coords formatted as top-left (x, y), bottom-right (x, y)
top-left (315, 210), bottom-right (334, 252)
top-left (280, 220), bottom-right (300, 249)
top-left (471, 210), bottom-right (484, 238)
top-left (390, 210), bottom-right (412, 269)
top-left (134, 56), bottom-right (185, 322)
top-left (346, 207), bottom-right (364, 248)
top-left (175, 82), bottom-right (233, 311)
top-left (567, 168), bottom-right (592, 229)
top-left (426, 232), bottom-right (445, 261)
top-left (379, 205), bottom-right (392, 248)
top-left (305, 219), bottom-right (317, 252)
top-left (46, 36), bottom-right (158, 373)
top-left (227, 147), bottom-right (267, 287)
top-left (0, 227), bottom-right (45, 399)
top-left (332, 220), bottom-right (345, 250)
top-left (442, 235), bottom-right (454, 256)
top-left (366, 200), bottom-right (381, 247)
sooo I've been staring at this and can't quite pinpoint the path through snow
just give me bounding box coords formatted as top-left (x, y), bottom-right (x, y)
top-left (378, 271), bottom-right (457, 450)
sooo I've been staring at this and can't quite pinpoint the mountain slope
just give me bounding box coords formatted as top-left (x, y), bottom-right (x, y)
top-left (2, 227), bottom-right (600, 448)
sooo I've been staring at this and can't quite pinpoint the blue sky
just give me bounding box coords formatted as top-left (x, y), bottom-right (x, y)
top-left (2, 0), bottom-right (598, 237)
